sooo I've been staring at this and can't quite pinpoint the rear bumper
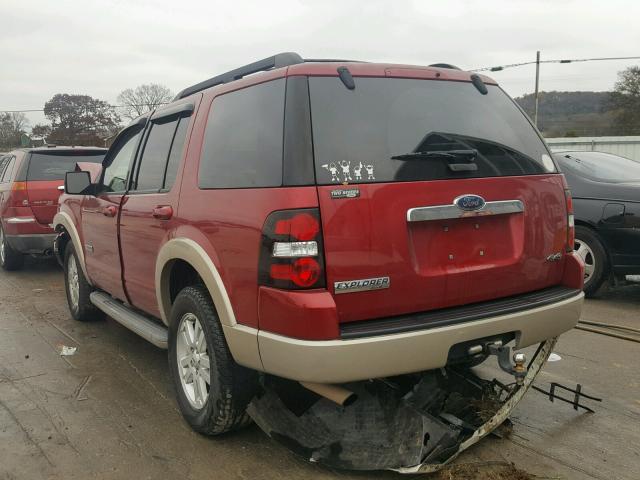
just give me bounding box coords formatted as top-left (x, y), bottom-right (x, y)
top-left (5, 234), bottom-right (56, 254)
top-left (255, 292), bottom-right (583, 383)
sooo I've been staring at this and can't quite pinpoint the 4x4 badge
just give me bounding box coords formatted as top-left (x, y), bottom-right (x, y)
top-left (330, 188), bottom-right (360, 199)
top-left (334, 276), bottom-right (390, 294)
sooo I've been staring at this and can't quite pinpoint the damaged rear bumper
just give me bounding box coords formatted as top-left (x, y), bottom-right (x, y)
top-left (249, 337), bottom-right (558, 473)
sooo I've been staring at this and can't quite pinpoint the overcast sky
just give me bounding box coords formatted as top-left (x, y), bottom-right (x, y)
top-left (1, 0), bottom-right (639, 129)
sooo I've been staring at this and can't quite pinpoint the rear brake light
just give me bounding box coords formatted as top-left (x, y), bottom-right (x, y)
top-left (259, 209), bottom-right (326, 290)
top-left (9, 182), bottom-right (29, 207)
top-left (565, 188), bottom-right (575, 253)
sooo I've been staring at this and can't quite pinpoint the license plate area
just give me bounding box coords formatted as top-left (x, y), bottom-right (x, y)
top-left (407, 214), bottom-right (524, 275)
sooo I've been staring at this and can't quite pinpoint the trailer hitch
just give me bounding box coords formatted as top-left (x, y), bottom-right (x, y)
top-left (470, 340), bottom-right (528, 385)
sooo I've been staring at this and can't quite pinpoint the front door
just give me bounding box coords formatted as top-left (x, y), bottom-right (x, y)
top-left (119, 101), bottom-right (196, 316)
top-left (82, 126), bottom-right (144, 300)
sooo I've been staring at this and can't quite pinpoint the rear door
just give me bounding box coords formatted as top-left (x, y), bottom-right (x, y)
top-left (308, 75), bottom-right (568, 323)
top-left (82, 128), bottom-right (144, 299)
top-left (119, 99), bottom-right (197, 316)
top-left (25, 150), bottom-right (105, 225)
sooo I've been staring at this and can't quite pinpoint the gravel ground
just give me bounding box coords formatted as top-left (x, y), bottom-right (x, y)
top-left (0, 257), bottom-right (638, 479)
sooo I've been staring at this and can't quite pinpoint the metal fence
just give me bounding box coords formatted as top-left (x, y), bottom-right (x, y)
top-left (545, 136), bottom-right (640, 161)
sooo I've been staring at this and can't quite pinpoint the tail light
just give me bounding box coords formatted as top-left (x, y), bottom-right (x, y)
top-left (259, 209), bottom-right (326, 290)
top-left (9, 181), bottom-right (29, 207)
top-left (563, 184), bottom-right (575, 253)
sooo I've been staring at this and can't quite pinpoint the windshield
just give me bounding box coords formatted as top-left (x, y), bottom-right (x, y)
top-left (554, 151), bottom-right (640, 183)
top-left (27, 151), bottom-right (105, 181)
top-left (309, 77), bottom-right (555, 185)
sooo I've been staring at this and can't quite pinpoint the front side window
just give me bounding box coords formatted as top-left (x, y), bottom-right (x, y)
top-left (102, 128), bottom-right (143, 193)
top-left (199, 79), bottom-right (285, 189)
top-left (309, 77), bottom-right (555, 185)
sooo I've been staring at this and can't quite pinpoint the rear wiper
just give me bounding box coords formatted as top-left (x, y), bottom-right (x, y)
top-left (391, 149), bottom-right (478, 161)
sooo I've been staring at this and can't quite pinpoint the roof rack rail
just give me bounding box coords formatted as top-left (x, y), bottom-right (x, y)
top-left (175, 52), bottom-right (304, 100)
top-left (428, 63), bottom-right (462, 70)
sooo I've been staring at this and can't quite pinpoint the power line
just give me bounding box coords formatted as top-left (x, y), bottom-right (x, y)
top-left (471, 55), bottom-right (640, 72)
top-left (0, 102), bottom-right (169, 114)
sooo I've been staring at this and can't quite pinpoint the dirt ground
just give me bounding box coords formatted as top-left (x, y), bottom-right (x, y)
top-left (1, 258), bottom-right (639, 479)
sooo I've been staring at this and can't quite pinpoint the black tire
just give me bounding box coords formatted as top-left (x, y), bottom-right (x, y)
top-left (64, 243), bottom-right (100, 321)
top-left (168, 285), bottom-right (258, 435)
top-left (574, 225), bottom-right (609, 297)
top-left (0, 224), bottom-right (24, 271)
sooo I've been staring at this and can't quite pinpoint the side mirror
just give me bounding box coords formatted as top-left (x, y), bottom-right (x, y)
top-left (65, 171), bottom-right (94, 195)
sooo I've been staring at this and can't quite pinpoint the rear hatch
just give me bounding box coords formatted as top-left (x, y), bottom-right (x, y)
top-left (26, 150), bottom-right (105, 225)
top-left (308, 74), bottom-right (568, 323)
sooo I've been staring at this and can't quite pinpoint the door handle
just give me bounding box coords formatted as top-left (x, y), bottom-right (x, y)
top-left (102, 205), bottom-right (118, 217)
top-left (152, 205), bottom-right (173, 220)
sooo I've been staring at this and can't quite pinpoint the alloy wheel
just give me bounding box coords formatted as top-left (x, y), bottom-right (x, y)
top-left (176, 313), bottom-right (211, 409)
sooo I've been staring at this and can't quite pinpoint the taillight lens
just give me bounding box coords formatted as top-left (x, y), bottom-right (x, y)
top-left (259, 209), bottom-right (326, 290)
top-left (565, 188), bottom-right (575, 253)
top-left (9, 181), bottom-right (29, 207)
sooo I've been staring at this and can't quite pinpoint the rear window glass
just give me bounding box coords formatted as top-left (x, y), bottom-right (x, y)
top-left (555, 152), bottom-right (640, 183)
top-left (309, 77), bottom-right (555, 185)
top-left (28, 151), bottom-right (105, 181)
top-left (199, 79), bottom-right (285, 189)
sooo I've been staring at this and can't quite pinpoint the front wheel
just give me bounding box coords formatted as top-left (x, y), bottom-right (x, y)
top-left (168, 285), bottom-right (258, 435)
top-left (0, 225), bottom-right (24, 271)
top-left (574, 226), bottom-right (609, 297)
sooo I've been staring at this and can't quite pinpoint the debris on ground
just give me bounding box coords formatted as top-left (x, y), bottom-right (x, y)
top-left (57, 344), bottom-right (77, 356)
top-left (436, 461), bottom-right (534, 480)
top-left (249, 339), bottom-right (556, 473)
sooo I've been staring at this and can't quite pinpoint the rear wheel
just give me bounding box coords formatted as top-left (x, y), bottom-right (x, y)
top-left (0, 225), bottom-right (24, 271)
top-left (574, 225), bottom-right (609, 297)
top-left (169, 285), bottom-right (258, 435)
top-left (64, 244), bottom-right (100, 321)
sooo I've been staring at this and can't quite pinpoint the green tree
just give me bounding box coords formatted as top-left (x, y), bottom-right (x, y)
top-left (610, 66), bottom-right (640, 135)
top-left (43, 94), bottom-right (121, 146)
top-left (116, 84), bottom-right (174, 121)
top-left (0, 112), bottom-right (29, 150)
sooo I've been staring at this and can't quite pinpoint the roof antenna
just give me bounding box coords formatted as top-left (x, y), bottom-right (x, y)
top-left (337, 66), bottom-right (355, 90)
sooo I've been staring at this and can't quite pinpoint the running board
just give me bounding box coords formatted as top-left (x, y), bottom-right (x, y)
top-left (90, 292), bottom-right (168, 349)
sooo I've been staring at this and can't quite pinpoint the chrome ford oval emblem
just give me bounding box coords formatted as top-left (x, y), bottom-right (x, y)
top-left (454, 194), bottom-right (486, 211)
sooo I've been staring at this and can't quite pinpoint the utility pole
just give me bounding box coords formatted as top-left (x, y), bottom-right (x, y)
top-left (534, 50), bottom-right (540, 129)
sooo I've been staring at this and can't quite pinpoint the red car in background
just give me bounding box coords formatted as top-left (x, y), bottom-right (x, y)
top-left (0, 146), bottom-right (106, 270)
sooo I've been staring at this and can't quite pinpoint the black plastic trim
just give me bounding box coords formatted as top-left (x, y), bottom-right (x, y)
top-left (283, 76), bottom-right (315, 186)
top-left (175, 52), bottom-right (304, 99)
top-left (150, 102), bottom-right (194, 122)
top-left (339, 286), bottom-right (582, 339)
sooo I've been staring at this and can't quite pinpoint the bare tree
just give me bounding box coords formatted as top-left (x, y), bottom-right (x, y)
top-left (116, 84), bottom-right (174, 121)
top-left (0, 112), bottom-right (29, 149)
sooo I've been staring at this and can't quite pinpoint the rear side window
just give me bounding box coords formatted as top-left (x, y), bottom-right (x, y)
top-left (199, 79), bottom-right (285, 189)
top-left (309, 77), bottom-right (554, 185)
top-left (0, 157), bottom-right (9, 182)
top-left (27, 151), bottom-right (105, 181)
top-left (1, 157), bottom-right (15, 182)
top-left (132, 115), bottom-right (189, 192)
